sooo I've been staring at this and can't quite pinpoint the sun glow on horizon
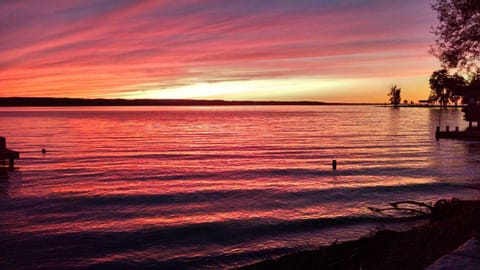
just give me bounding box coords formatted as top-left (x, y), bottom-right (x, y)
top-left (113, 78), bottom-right (355, 101)
top-left (109, 75), bottom-right (430, 103)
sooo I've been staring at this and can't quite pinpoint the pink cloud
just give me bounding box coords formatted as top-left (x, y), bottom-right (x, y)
top-left (0, 0), bottom-right (438, 99)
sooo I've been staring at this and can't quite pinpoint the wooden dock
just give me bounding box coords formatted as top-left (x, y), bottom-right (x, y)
top-left (0, 137), bottom-right (20, 171)
top-left (435, 126), bottom-right (480, 141)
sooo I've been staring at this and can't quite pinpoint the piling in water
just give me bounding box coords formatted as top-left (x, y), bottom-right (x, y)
top-left (0, 136), bottom-right (20, 172)
top-left (0, 137), bottom-right (5, 152)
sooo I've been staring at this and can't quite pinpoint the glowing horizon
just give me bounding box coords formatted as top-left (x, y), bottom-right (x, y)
top-left (0, 0), bottom-right (439, 103)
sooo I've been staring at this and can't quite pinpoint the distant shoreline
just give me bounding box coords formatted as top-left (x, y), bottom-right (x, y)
top-left (0, 97), bottom-right (381, 107)
top-left (0, 97), bottom-right (463, 108)
top-left (381, 104), bottom-right (465, 108)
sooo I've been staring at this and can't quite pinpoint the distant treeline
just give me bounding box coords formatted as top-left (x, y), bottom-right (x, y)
top-left (0, 97), bottom-right (333, 106)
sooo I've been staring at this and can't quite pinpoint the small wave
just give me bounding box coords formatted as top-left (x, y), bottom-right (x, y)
top-left (3, 214), bottom-right (387, 257)
top-left (2, 214), bottom-right (392, 269)
top-left (79, 246), bottom-right (295, 270)
top-left (8, 181), bottom-right (460, 219)
top-left (92, 166), bottom-right (439, 182)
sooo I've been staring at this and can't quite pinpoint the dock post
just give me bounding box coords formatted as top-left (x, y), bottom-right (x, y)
top-left (0, 137), bottom-right (5, 152)
top-left (446, 126), bottom-right (450, 132)
top-left (436, 126), bottom-right (440, 141)
top-left (1, 137), bottom-right (6, 169)
top-left (9, 157), bottom-right (14, 171)
top-left (332, 160), bottom-right (337, 170)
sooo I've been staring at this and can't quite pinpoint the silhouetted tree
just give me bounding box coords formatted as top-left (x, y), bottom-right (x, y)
top-left (430, 0), bottom-right (480, 126)
top-left (470, 73), bottom-right (480, 92)
top-left (429, 69), bottom-right (452, 108)
top-left (449, 74), bottom-right (468, 106)
top-left (429, 69), bottom-right (468, 108)
top-left (431, 0), bottom-right (480, 72)
top-left (388, 85), bottom-right (401, 107)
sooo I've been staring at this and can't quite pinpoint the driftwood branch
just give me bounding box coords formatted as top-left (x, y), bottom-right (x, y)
top-left (389, 200), bottom-right (434, 211)
top-left (368, 200), bottom-right (433, 219)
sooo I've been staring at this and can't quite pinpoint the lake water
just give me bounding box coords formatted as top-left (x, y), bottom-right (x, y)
top-left (1, 106), bottom-right (480, 269)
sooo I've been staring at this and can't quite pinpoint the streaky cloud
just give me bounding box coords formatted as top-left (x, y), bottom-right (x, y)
top-left (0, 0), bottom-right (437, 101)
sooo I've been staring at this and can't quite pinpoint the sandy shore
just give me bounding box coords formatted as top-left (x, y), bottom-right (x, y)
top-left (240, 199), bottom-right (480, 270)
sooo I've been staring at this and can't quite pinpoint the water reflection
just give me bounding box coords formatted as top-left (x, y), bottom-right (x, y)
top-left (0, 181), bottom-right (10, 198)
top-left (1, 106), bottom-right (480, 269)
top-left (463, 142), bottom-right (480, 164)
top-left (428, 107), bottom-right (467, 132)
top-left (387, 107), bottom-right (401, 135)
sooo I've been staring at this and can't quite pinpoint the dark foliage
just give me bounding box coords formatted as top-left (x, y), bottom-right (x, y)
top-left (428, 69), bottom-right (466, 107)
top-left (430, 0), bottom-right (480, 72)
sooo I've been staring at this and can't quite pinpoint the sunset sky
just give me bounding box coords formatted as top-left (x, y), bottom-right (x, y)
top-left (0, 0), bottom-right (440, 102)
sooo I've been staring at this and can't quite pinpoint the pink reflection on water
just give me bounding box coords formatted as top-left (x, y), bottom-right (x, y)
top-left (0, 106), bottom-right (477, 269)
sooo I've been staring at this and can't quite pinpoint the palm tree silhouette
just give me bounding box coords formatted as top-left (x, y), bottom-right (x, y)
top-left (388, 85), bottom-right (401, 107)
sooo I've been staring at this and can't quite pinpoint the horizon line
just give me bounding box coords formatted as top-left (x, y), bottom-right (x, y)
top-left (0, 97), bottom-right (384, 106)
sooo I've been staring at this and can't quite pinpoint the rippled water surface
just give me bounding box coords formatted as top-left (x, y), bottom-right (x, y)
top-left (1, 106), bottom-right (480, 269)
